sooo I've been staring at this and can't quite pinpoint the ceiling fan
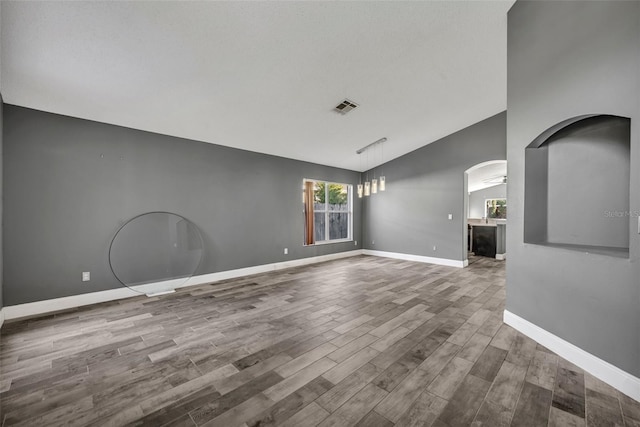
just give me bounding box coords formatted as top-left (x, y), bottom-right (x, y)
top-left (483, 175), bottom-right (507, 185)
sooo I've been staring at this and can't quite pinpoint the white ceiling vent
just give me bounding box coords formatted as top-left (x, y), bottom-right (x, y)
top-left (334, 99), bottom-right (359, 115)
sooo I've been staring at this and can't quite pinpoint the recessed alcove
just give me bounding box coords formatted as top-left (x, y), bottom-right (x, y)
top-left (524, 115), bottom-right (631, 258)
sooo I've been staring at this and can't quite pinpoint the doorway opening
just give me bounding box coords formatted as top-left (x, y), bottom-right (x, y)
top-left (463, 160), bottom-right (507, 265)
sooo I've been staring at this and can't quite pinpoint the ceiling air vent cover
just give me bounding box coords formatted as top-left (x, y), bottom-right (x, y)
top-left (334, 99), bottom-right (358, 115)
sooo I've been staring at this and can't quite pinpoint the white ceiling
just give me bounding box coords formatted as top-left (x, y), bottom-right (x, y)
top-left (468, 161), bottom-right (507, 193)
top-left (0, 1), bottom-right (513, 172)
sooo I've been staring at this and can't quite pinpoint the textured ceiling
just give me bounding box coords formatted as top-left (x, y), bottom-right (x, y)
top-left (1, 1), bottom-right (514, 171)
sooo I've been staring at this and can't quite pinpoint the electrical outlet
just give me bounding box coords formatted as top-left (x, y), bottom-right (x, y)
top-left (82, 272), bottom-right (90, 282)
top-left (284, 248), bottom-right (288, 255)
top-left (354, 240), bottom-right (357, 246)
top-left (372, 240), bottom-right (375, 245)
top-left (448, 213), bottom-right (453, 220)
top-left (433, 246), bottom-right (437, 251)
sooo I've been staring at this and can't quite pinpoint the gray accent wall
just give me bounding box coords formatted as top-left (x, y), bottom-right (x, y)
top-left (547, 119), bottom-right (630, 249)
top-left (3, 105), bottom-right (361, 306)
top-left (363, 112), bottom-right (506, 261)
top-left (507, 1), bottom-right (640, 376)
top-left (1, 95), bottom-right (3, 310)
top-left (468, 184), bottom-right (506, 219)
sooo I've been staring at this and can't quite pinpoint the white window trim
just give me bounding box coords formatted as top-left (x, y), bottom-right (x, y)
top-left (312, 238), bottom-right (353, 246)
top-left (484, 198), bottom-right (507, 218)
top-left (303, 178), bottom-right (353, 246)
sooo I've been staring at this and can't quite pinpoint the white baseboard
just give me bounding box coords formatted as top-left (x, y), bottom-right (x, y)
top-left (2, 287), bottom-right (149, 322)
top-left (362, 249), bottom-right (465, 268)
top-left (1, 249), bottom-right (463, 324)
top-left (496, 253), bottom-right (506, 260)
top-left (0, 308), bottom-right (4, 329)
top-left (504, 310), bottom-right (640, 402)
top-left (177, 250), bottom-right (364, 288)
top-left (2, 250), bottom-right (363, 322)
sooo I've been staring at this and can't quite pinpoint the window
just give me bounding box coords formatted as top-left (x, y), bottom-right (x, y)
top-left (485, 198), bottom-right (507, 219)
top-left (303, 180), bottom-right (352, 245)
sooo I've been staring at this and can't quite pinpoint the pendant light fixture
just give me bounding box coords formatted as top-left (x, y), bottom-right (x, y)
top-left (371, 142), bottom-right (378, 194)
top-left (356, 137), bottom-right (388, 197)
top-left (357, 152), bottom-right (364, 198)
top-left (364, 148), bottom-right (371, 196)
top-left (379, 140), bottom-right (386, 191)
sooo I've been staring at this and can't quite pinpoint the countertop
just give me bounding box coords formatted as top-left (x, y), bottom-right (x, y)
top-left (468, 219), bottom-right (507, 227)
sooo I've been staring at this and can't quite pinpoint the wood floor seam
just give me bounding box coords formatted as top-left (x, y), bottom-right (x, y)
top-left (1, 255), bottom-right (638, 426)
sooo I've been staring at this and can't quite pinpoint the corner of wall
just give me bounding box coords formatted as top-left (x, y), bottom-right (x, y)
top-left (504, 310), bottom-right (640, 402)
top-left (1, 92), bottom-right (4, 312)
top-left (507, 0), bottom-right (640, 381)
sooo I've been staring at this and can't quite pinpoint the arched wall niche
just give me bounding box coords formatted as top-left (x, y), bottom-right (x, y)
top-left (524, 115), bottom-right (631, 258)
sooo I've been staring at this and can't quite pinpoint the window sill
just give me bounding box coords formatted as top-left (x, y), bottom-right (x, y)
top-left (306, 239), bottom-right (353, 247)
top-left (525, 241), bottom-right (629, 259)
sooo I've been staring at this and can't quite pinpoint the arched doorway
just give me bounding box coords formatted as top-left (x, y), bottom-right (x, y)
top-left (463, 160), bottom-right (507, 264)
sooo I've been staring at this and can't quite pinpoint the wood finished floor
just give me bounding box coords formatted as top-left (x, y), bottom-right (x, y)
top-left (1, 255), bottom-right (639, 427)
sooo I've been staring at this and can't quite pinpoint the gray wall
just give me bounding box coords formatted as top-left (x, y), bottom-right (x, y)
top-left (507, 1), bottom-right (640, 376)
top-left (546, 118), bottom-right (630, 249)
top-left (468, 184), bottom-right (506, 219)
top-left (363, 112), bottom-right (506, 261)
top-left (0, 0), bottom-right (3, 312)
top-left (0, 95), bottom-right (3, 309)
top-left (3, 105), bottom-right (361, 305)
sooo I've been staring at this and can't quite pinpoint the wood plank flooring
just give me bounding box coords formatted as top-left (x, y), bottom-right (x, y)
top-left (1, 255), bottom-right (639, 426)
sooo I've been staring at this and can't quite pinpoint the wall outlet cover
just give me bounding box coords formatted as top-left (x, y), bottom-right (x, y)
top-left (82, 272), bottom-right (90, 282)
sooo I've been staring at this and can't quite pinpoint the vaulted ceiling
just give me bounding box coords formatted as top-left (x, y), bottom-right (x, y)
top-left (0, 1), bottom-right (514, 171)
